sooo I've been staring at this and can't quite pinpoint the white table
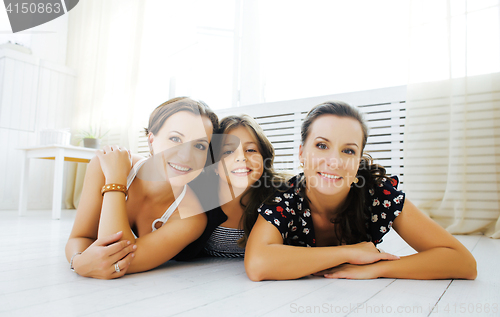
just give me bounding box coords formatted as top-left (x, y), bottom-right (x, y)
top-left (18, 145), bottom-right (97, 219)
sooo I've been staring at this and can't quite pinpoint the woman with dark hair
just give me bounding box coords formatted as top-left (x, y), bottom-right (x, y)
top-left (245, 101), bottom-right (477, 281)
top-left (65, 97), bottom-right (219, 279)
top-left (175, 114), bottom-right (287, 259)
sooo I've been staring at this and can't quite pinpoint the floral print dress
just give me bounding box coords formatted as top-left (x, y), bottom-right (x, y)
top-left (258, 173), bottom-right (405, 246)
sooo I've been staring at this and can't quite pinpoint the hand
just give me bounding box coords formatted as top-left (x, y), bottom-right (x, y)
top-left (73, 231), bottom-right (137, 279)
top-left (315, 263), bottom-right (381, 280)
top-left (96, 145), bottom-right (132, 183)
top-left (345, 242), bottom-right (400, 265)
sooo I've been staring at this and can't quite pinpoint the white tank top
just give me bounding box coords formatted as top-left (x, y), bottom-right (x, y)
top-left (126, 158), bottom-right (187, 236)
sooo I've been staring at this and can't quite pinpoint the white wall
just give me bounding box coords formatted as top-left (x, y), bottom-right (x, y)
top-left (0, 12), bottom-right (73, 211)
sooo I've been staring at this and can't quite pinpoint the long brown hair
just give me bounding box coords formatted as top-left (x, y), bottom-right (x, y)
top-left (299, 101), bottom-right (389, 244)
top-left (217, 114), bottom-right (287, 248)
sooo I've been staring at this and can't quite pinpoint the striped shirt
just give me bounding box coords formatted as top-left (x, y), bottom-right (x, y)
top-left (203, 226), bottom-right (245, 258)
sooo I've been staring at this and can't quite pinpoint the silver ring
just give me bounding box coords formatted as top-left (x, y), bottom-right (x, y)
top-left (114, 263), bottom-right (120, 273)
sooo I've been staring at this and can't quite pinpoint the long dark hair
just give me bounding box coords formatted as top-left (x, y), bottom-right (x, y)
top-left (299, 101), bottom-right (389, 244)
top-left (217, 115), bottom-right (287, 248)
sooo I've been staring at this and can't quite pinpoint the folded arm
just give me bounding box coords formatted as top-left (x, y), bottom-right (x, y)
top-left (322, 199), bottom-right (477, 280)
top-left (322, 200), bottom-right (477, 280)
top-left (244, 215), bottom-right (398, 281)
top-left (65, 149), bottom-right (207, 278)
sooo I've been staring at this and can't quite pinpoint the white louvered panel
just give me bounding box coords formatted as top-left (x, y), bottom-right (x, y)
top-left (253, 113), bottom-right (298, 124)
top-left (366, 118), bottom-right (405, 128)
top-left (258, 121), bottom-right (301, 131)
top-left (213, 86), bottom-right (407, 180)
top-left (358, 101), bottom-right (403, 112)
top-left (137, 132), bottom-right (150, 156)
top-left (262, 127), bottom-right (296, 136)
top-left (274, 162), bottom-right (295, 171)
top-left (266, 134), bottom-right (300, 143)
top-left (368, 151), bottom-right (403, 160)
top-left (363, 109), bottom-right (406, 121)
top-left (367, 134), bottom-right (405, 143)
top-left (365, 143), bottom-right (404, 151)
top-left (368, 126), bottom-right (405, 136)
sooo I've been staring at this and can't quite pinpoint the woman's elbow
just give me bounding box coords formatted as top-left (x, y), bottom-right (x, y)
top-left (453, 247), bottom-right (477, 280)
top-left (244, 254), bottom-right (268, 282)
top-left (463, 254), bottom-right (477, 280)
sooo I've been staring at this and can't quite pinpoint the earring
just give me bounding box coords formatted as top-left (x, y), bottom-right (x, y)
top-left (353, 177), bottom-right (359, 184)
top-left (299, 162), bottom-right (304, 168)
top-left (215, 170), bottom-right (219, 176)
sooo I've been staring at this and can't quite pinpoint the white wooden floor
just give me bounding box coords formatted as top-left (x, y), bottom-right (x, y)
top-left (1, 209), bottom-right (499, 317)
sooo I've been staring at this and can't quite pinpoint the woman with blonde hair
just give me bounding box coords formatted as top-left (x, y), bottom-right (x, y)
top-left (65, 97), bottom-right (218, 279)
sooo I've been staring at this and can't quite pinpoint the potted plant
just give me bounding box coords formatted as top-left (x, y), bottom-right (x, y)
top-left (78, 126), bottom-right (109, 149)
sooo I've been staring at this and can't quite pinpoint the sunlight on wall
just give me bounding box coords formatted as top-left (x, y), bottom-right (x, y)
top-left (133, 0), bottom-right (499, 120)
top-left (409, 0), bottom-right (500, 83)
top-left (257, 0), bottom-right (411, 102)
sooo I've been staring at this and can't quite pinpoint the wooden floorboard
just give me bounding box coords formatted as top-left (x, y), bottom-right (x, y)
top-left (0, 209), bottom-right (498, 317)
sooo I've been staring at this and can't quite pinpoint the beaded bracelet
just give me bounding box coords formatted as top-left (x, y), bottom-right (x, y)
top-left (101, 183), bottom-right (128, 198)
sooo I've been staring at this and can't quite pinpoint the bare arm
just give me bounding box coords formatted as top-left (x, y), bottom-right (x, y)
top-left (93, 146), bottom-right (208, 272)
top-left (126, 199), bottom-right (207, 273)
top-left (94, 146), bottom-right (136, 241)
top-left (65, 152), bottom-right (142, 279)
top-left (322, 200), bottom-right (477, 280)
top-left (244, 215), bottom-right (399, 281)
top-left (67, 146), bottom-right (207, 277)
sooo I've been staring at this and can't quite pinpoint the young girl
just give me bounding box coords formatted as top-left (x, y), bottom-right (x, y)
top-left (175, 115), bottom-right (286, 259)
top-left (245, 101), bottom-right (477, 281)
top-left (65, 97), bottom-right (218, 279)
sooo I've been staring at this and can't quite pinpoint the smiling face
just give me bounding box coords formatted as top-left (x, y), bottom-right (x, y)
top-left (148, 111), bottom-right (214, 187)
top-left (299, 114), bottom-right (363, 197)
top-left (216, 126), bottom-right (264, 193)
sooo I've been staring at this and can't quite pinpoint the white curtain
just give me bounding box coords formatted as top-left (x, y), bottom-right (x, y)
top-left (404, 0), bottom-right (500, 237)
top-left (64, 0), bottom-right (146, 208)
